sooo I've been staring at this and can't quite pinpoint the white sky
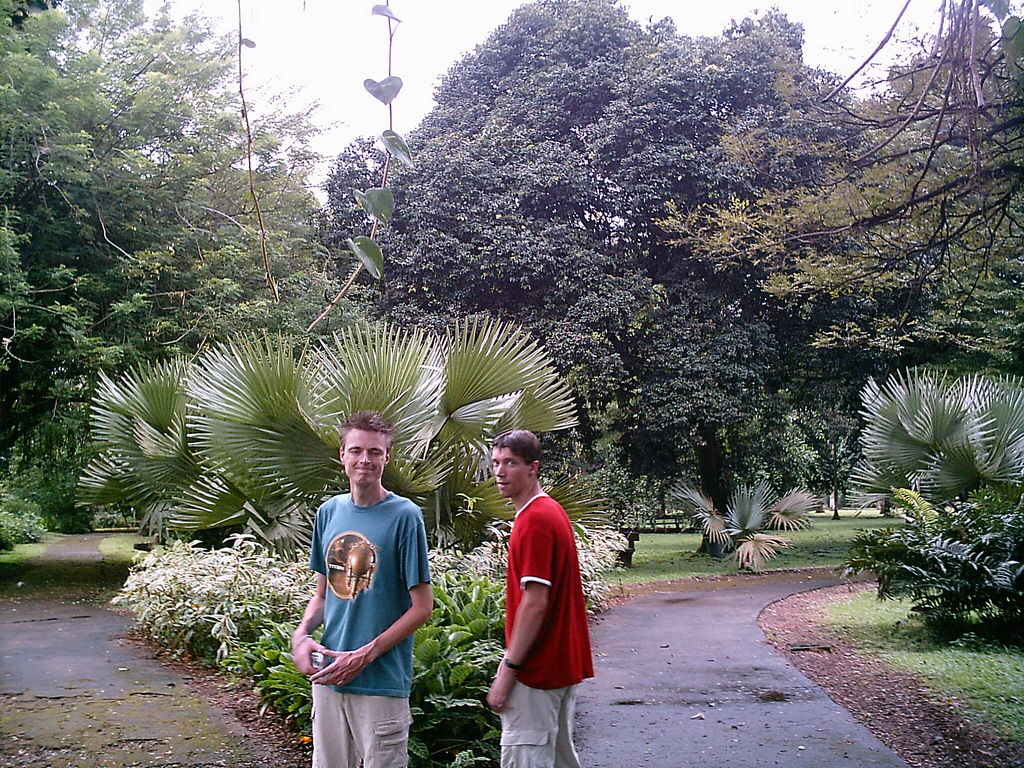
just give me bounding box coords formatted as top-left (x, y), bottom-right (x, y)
top-left (154, 0), bottom-right (943, 184)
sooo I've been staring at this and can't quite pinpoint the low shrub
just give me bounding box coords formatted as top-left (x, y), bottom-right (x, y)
top-left (845, 488), bottom-right (1024, 641)
top-left (223, 569), bottom-right (505, 767)
top-left (408, 569), bottom-right (504, 768)
top-left (0, 492), bottom-right (46, 551)
top-left (113, 534), bottom-right (315, 663)
top-left (224, 623), bottom-right (313, 730)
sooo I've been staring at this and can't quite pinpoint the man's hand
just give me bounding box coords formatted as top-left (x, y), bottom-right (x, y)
top-left (487, 664), bottom-right (517, 712)
top-left (311, 643), bottom-right (377, 687)
top-left (291, 634), bottom-right (323, 676)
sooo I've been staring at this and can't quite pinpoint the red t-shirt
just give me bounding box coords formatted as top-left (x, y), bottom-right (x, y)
top-left (506, 495), bottom-right (594, 690)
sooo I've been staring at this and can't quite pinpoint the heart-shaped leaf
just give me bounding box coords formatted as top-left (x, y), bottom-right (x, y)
top-left (363, 76), bottom-right (403, 106)
top-left (347, 236), bottom-right (384, 279)
top-left (381, 130), bottom-right (415, 169)
top-left (353, 188), bottom-right (395, 223)
top-left (371, 4), bottom-right (402, 22)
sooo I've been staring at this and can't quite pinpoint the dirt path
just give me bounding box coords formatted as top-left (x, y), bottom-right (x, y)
top-left (0, 534), bottom-right (305, 768)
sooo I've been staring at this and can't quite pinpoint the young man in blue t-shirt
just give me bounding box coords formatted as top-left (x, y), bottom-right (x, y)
top-left (292, 411), bottom-right (432, 768)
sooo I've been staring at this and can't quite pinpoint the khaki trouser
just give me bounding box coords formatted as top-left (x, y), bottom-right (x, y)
top-left (311, 684), bottom-right (412, 768)
top-left (499, 682), bottom-right (582, 768)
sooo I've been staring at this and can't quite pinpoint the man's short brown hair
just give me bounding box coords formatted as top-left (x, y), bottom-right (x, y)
top-left (339, 410), bottom-right (394, 449)
top-left (491, 429), bottom-right (541, 465)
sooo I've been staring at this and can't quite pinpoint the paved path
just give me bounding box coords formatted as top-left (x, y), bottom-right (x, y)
top-left (576, 576), bottom-right (910, 768)
top-left (0, 534), bottom-right (271, 767)
top-left (3, 536), bottom-right (911, 767)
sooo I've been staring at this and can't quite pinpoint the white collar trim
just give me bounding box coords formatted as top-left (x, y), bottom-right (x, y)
top-left (515, 491), bottom-right (549, 518)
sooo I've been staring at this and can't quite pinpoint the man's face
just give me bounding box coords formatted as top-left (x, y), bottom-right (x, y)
top-left (491, 446), bottom-right (538, 500)
top-left (341, 428), bottom-right (390, 487)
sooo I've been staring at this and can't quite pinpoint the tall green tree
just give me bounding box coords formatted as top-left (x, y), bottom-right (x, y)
top-left (0, 0), bottom-right (340, 523)
top-left (322, 0), bottom-right (877, 512)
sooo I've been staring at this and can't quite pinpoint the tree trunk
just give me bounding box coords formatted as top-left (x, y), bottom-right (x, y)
top-left (695, 421), bottom-right (727, 558)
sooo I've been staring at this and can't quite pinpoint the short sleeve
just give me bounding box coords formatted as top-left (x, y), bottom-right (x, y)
top-left (400, 507), bottom-right (431, 591)
top-left (516, 511), bottom-right (556, 586)
top-left (309, 501), bottom-right (327, 575)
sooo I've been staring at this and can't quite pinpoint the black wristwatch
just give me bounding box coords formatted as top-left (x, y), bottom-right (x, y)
top-left (504, 658), bottom-right (524, 671)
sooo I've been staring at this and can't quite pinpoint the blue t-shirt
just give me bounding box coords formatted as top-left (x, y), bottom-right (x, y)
top-left (310, 491), bottom-right (431, 698)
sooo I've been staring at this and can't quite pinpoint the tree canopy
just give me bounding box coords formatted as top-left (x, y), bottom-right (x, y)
top-left (0, 0), bottom-right (342, 519)
top-left (321, 0), bottom-right (883, 506)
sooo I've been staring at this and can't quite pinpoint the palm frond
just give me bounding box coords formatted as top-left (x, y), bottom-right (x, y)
top-left (310, 323), bottom-right (444, 454)
top-left (438, 317), bottom-right (577, 439)
top-left (768, 488), bottom-right (816, 531)
top-left (700, 512), bottom-right (731, 544)
top-left (83, 361), bottom-right (200, 511)
top-left (545, 474), bottom-right (610, 526)
top-left (735, 534), bottom-right (790, 571)
top-left (725, 482), bottom-right (773, 536)
top-left (78, 452), bottom-right (132, 507)
top-left (848, 455), bottom-right (913, 500)
top-left (383, 447), bottom-right (453, 507)
top-left (444, 393), bottom-right (523, 453)
top-left (188, 336), bottom-right (338, 499)
top-left (666, 483), bottom-right (715, 515)
top-left (419, 446), bottom-right (509, 548)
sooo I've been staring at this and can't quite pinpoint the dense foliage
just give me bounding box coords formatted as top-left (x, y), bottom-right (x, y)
top-left (0, 490), bottom-right (45, 550)
top-left (846, 489), bottom-right (1024, 641)
top-left (846, 369), bottom-right (1024, 639)
top-left (407, 571), bottom-right (504, 768)
top-left (0, 0), bottom-right (339, 530)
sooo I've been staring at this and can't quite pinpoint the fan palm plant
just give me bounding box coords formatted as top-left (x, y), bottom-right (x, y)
top-left (851, 369), bottom-right (1024, 505)
top-left (80, 319), bottom-right (600, 551)
top-left (669, 481), bottom-right (816, 571)
top-left (79, 359), bottom-right (197, 536)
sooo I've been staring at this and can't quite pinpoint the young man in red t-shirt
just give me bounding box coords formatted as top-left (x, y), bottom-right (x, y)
top-left (487, 429), bottom-right (593, 768)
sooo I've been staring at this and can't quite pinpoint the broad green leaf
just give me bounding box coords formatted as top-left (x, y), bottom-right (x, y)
top-left (363, 76), bottom-right (403, 105)
top-left (347, 236), bottom-right (384, 279)
top-left (353, 187), bottom-right (395, 223)
top-left (381, 130), bottom-right (415, 169)
top-left (371, 4), bottom-right (402, 22)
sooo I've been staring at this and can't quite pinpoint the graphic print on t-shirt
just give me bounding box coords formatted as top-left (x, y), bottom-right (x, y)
top-left (326, 532), bottom-right (378, 600)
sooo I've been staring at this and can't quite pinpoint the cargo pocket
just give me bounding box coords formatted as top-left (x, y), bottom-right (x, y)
top-left (373, 716), bottom-right (411, 765)
top-left (500, 729), bottom-right (550, 747)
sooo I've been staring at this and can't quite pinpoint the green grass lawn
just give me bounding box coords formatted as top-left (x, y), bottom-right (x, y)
top-left (614, 510), bottom-right (899, 584)
top-left (823, 591), bottom-right (1024, 746)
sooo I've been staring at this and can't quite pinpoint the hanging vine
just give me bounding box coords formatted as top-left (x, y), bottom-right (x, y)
top-left (307, 1), bottom-right (414, 332)
top-left (236, 0), bottom-right (280, 303)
